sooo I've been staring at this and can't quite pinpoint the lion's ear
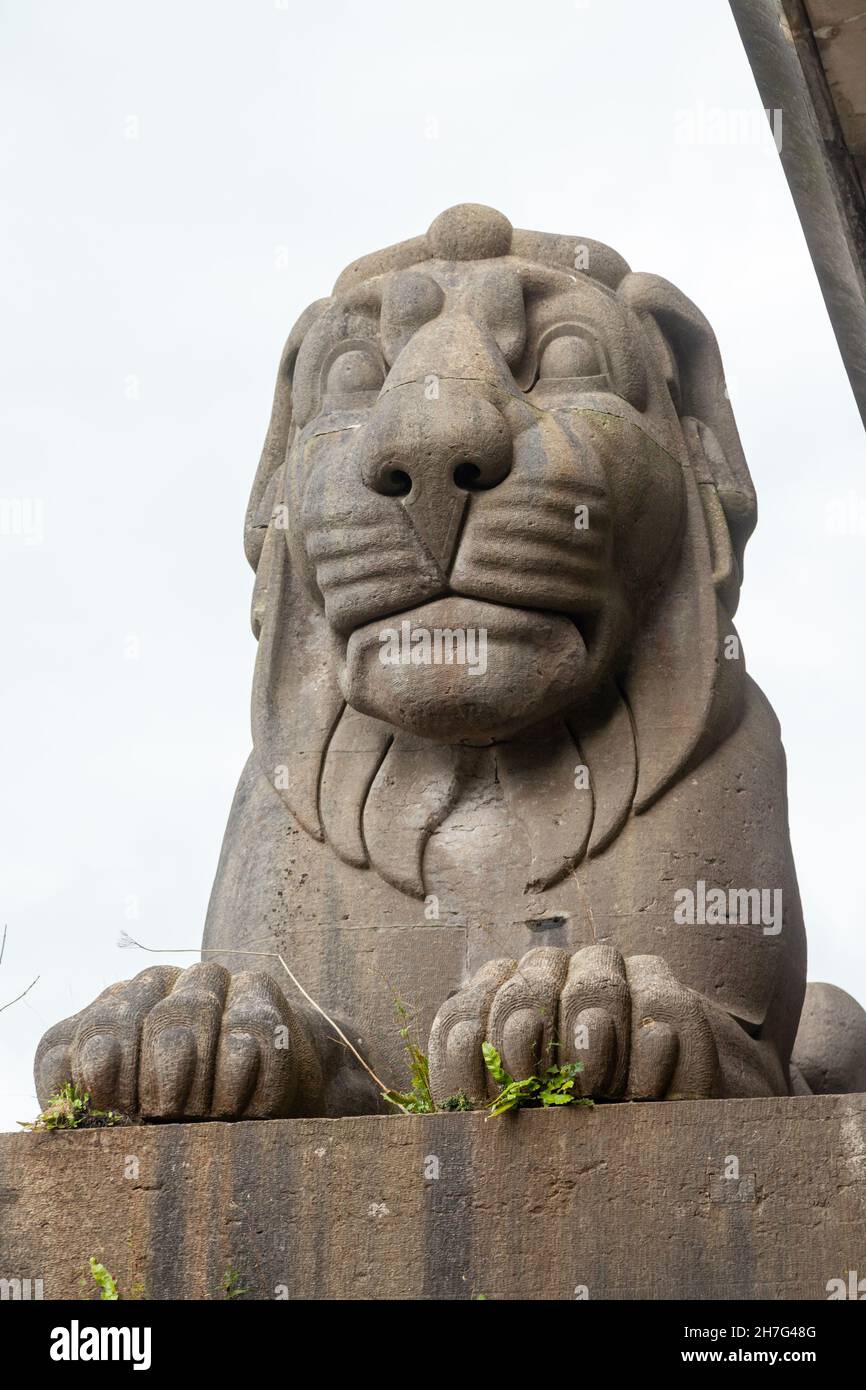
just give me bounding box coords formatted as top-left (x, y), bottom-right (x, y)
top-left (616, 273), bottom-right (757, 814)
top-left (618, 272), bottom-right (757, 596)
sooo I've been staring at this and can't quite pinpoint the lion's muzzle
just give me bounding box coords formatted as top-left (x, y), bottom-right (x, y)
top-left (357, 378), bottom-right (513, 573)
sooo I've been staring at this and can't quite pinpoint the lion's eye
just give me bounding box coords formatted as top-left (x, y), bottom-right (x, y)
top-left (537, 333), bottom-right (600, 379)
top-left (325, 349), bottom-right (384, 393)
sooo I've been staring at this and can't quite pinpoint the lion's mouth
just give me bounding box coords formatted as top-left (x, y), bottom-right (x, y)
top-left (343, 596), bottom-right (592, 678)
top-left (339, 596), bottom-right (591, 743)
top-left (356, 594), bottom-right (583, 638)
top-left (342, 594), bottom-right (598, 665)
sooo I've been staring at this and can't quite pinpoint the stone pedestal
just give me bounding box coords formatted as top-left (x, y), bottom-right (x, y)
top-left (1, 1094), bottom-right (864, 1300)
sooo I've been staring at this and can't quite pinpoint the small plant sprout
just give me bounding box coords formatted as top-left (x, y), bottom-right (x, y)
top-left (223, 1267), bottom-right (247, 1300)
top-left (89, 1259), bottom-right (119, 1301)
top-left (380, 998), bottom-right (437, 1113)
top-left (438, 1090), bottom-right (473, 1111)
top-left (481, 1042), bottom-right (594, 1118)
top-left (20, 1082), bottom-right (128, 1132)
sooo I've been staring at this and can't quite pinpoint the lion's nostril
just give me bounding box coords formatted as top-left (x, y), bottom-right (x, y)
top-left (453, 461), bottom-right (484, 491)
top-left (383, 468), bottom-right (412, 496)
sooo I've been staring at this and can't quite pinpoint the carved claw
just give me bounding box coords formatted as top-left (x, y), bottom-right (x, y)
top-left (429, 945), bottom-right (721, 1104)
top-left (34, 963), bottom-right (372, 1120)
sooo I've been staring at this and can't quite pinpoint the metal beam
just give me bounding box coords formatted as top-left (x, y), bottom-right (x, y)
top-left (730, 0), bottom-right (866, 429)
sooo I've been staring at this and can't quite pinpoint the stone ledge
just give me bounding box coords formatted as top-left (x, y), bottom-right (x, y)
top-left (1, 1094), bottom-right (864, 1300)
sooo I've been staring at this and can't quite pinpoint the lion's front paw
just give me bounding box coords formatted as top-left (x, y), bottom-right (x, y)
top-left (34, 963), bottom-right (327, 1120)
top-left (429, 946), bottom-right (720, 1104)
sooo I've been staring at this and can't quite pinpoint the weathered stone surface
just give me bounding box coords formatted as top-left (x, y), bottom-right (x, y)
top-left (33, 204), bottom-right (866, 1120)
top-left (792, 982), bottom-right (866, 1095)
top-left (2, 1096), bottom-right (865, 1300)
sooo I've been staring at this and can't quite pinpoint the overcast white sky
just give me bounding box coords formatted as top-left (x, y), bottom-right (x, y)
top-left (1, 0), bottom-right (864, 1131)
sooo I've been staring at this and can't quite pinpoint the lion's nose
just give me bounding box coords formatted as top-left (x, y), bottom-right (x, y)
top-left (371, 453), bottom-right (510, 498)
top-left (360, 389), bottom-right (512, 570)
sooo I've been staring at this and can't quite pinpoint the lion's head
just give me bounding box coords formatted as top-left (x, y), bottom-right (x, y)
top-left (244, 205), bottom-right (756, 899)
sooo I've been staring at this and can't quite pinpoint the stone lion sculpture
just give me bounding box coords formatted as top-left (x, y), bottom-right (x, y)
top-left (36, 204), bottom-right (866, 1118)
